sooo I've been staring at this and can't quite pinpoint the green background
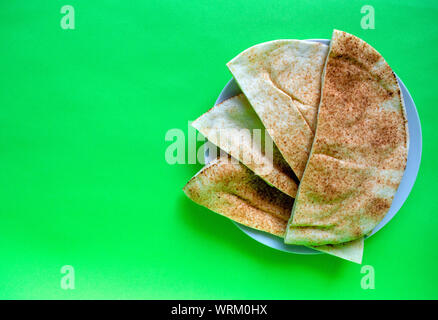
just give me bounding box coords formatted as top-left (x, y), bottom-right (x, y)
top-left (0, 0), bottom-right (436, 299)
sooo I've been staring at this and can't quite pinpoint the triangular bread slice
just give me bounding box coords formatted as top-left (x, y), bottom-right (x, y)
top-left (193, 93), bottom-right (298, 198)
top-left (285, 30), bottom-right (409, 246)
top-left (227, 40), bottom-right (328, 179)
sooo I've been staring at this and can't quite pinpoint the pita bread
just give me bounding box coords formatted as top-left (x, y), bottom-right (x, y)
top-left (192, 93), bottom-right (298, 198)
top-left (227, 40), bottom-right (328, 179)
top-left (184, 156), bottom-right (292, 236)
top-left (314, 238), bottom-right (363, 264)
top-left (285, 30), bottom-right (409, 246)
top-left (183, 156), bottom-right (363, 263)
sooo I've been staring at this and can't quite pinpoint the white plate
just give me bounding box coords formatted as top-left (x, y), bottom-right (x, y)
top-left (211, 39), bottom-right (422, 254)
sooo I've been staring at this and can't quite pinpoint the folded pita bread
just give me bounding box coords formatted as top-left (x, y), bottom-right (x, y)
top-left (227, 40), bottom-right (328, 179)
top-left (285, 30), bottom-right (409, 246)
top-left (192, 93), bottom-right (298, 198)
top-left (183, 156), bottom-right (363, 263)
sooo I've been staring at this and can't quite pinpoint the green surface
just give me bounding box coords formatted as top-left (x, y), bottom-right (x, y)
top-left (0, 0), bottom-right (437, 299)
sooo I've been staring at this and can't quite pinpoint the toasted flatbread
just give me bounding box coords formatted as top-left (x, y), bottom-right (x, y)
top-left (227, 40), bottom-right (328, 179)
top-left (285, 30), bottom-right (409, 246)
top-left (183, 156), bottom-right (363, 263)
top-left (193, 93), bottom-right (298, 198)
top-left (184, 156), bottom-right (292, 236)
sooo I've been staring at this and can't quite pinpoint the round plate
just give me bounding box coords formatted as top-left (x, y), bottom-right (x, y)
top-left (212, 39), bottom-right (422, 254)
